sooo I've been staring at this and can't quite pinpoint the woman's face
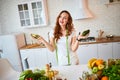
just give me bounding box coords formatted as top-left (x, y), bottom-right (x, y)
top-left (58, 12), bottom-right (69, 27)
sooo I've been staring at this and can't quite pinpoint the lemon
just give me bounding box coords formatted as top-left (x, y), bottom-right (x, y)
top-left (98, 64), bottom-right (104, 70)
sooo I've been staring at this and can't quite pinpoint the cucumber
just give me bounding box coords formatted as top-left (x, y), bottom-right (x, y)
top-left (82, 29), bottom-right (90, 36)
top-left (31, 34), bottom-right (40, 39)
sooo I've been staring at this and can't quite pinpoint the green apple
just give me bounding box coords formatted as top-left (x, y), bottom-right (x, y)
top-left (92, 67), bottom-right (98, 73)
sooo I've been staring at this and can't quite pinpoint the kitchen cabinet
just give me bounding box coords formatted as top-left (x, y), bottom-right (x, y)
top-left (97, 43), bottom-right (113, 61)
top-left (20, 49), bottom-right (34, 70)
top-left (47, 50), bottom-right (57, 66)
top-left (20, 40), bottom-right (120, 67)
top-left (20, 48), bottom-right (48, 70)
top-left (77, 44), bottom-right (98, 64)
top-left (20, 48), bottom-right (58, 70)
top-left (17, 0), bottom-right (48, 28)
top-left (112, 42), bottom-right (120, 59)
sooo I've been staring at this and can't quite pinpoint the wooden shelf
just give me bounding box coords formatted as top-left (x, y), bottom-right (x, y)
top-left (105, 1), bottom-right (120, 5)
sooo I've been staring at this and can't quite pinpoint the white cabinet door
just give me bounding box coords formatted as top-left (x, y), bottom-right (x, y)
top-left (98, 43), bottom-right (113, 61)
top-left (47, 50), bottom-right (57, 66)
top-left (20, 49), bottom-right (35, 70)
top-left (33, 48), bottom-right (48, 68)
top-left (113, 42), bottom-right (120, 59)
top-left (77, 44), bottom-right (98, 64)
top-left (20, 48), bottom-right (48, 70)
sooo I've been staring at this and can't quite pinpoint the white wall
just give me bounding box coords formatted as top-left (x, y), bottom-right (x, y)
top-left (0, 0), bottom-right (120, 44)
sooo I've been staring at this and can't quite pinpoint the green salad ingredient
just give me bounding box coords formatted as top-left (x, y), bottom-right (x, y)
top-left (19, 69), bottom-right (48, 80)
top-left (102, 59), bottom-right (120, 80)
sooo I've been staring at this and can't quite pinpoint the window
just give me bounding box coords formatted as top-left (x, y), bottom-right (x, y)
top-left (18, 4), bottom-right (30, 26)
top-left (18, 0), bottom-right (48, 28)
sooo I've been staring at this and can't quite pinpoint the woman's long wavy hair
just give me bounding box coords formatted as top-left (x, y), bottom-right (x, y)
top-left (54, 10), bottom-right (74, 42)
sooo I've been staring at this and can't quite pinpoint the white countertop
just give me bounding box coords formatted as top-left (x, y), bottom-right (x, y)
top-left (52, 64), bottom-right (89, 80)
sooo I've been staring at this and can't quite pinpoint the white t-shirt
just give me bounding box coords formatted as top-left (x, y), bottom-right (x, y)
top-left (49, 30), bottom-right (79, 66)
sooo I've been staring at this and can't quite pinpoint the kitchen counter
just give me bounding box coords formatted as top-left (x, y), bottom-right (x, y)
top-left (20, 43), bottom-right (46, 49)
top-left (28, 64), bottom-right (89, 80)
top-left (20, 36), bottom-right (120, 49)
top-left (51, 64), bottom-right (89, 80)
top-left (79, 36), bottom-right (120, 45)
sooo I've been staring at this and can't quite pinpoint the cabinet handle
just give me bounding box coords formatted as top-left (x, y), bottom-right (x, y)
top-left (24, 57), bottom-right (29, 69)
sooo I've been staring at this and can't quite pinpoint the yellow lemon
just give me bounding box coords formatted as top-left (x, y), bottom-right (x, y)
top-left (98, 64), bottom-right (104, 70)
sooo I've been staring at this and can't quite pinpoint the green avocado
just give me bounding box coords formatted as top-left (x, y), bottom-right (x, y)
top-left (82, 29), bottom-right (90, 36)
top-left (31, 34), bottom-right (40, 39)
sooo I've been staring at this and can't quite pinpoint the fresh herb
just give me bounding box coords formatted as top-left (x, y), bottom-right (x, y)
top-left (19, 69), bottom-right (48, 80)
top-left (102, 59), bottom-right (120, 80)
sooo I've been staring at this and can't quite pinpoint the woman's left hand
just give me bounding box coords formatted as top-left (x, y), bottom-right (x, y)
top-left (37, 36), bottom-right (45, 43)
top-left (77, 33), bottom-right (89, 40)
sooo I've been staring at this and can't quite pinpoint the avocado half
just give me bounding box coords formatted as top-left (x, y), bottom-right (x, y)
top-left (31, 34), bottom-right (40, 39)
top-left (82, 29), bottom-right (90, 36)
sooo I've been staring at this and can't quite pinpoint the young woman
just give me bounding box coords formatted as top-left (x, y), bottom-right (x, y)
top-left (35, 10), bottom-right (87, 66)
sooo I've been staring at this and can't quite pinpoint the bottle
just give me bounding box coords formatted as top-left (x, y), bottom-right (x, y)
top-left (98, 30), bottom-right (104, 40)
top-left (45, 64), bottom-right (50, 76)
top-left (49, 62), bottom-right (52, 68)
top-left (45, 64), bottom-right (54, 80)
